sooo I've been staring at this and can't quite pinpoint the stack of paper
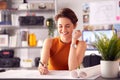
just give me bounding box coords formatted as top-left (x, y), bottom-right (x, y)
top-left (70, 65), bottom-right (100, 79)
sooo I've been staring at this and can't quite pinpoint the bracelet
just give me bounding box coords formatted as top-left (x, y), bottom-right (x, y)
top-left (71, 43), bottom-right (77, 48)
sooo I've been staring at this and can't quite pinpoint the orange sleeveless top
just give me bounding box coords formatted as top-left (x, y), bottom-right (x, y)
top-left (48, 37), bottom-right (78, 70)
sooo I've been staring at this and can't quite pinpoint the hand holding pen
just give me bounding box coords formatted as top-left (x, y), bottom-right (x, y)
top-left (38, 61), bottom-right (49, 75)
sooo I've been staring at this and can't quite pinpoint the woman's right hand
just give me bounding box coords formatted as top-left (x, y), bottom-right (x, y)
top-left (38, 63), bottom-right (49, 75)
top-left (72, 30), bottom-right (81, 40)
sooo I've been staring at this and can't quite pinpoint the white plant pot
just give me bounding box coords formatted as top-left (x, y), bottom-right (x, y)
top-left (100, 60), bottom-right (119, 78)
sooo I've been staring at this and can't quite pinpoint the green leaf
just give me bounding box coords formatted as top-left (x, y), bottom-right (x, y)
top-left (93, 31), bottom-right (120, 61)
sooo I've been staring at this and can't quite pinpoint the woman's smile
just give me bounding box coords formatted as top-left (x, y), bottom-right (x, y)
top-left (62, 32), bottom-right (69, 35)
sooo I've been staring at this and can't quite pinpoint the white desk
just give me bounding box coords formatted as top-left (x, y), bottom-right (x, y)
top-left (0, 70), bottom-right (100, 79)
top-left (0, 70), bottom-right (73, 79)
top-left (0, 66), bottom-right (100, 79)
top-left (0, 65), bottom-right (120, 80)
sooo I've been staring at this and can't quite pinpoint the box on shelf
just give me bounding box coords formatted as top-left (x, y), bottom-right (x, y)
top-left (0, 34), bottom-right (8, 47)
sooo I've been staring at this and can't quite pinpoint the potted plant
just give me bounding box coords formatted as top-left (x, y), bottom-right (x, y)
top-left (93, 30), bottom-right (120, 78)
top-left (46, 18), bottom-right (55, 37)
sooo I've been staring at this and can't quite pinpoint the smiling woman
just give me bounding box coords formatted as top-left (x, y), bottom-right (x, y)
top-left (38, 8), bottom-right (87, 75)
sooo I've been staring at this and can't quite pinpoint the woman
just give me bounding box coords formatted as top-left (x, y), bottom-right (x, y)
top-left (38, 8), bottom-right (86, 75)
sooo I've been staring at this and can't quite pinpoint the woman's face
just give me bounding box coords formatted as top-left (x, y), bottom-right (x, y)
top-left (57, 17), bottom-right (76, 40)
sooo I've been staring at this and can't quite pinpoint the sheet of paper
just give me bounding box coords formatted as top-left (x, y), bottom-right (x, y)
top-left (89, 0), bottom-right (116, 25)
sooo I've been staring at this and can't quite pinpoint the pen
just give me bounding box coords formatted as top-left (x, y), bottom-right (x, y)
top-left (39, 61), bottom-right (48, 68)
top-left (39, 61), bottom-right (44, 67)
top-left (0, 69), bottom-right (5, 72)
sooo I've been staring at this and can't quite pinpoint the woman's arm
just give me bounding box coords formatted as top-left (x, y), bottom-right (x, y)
top-left (68, 30), bottom-right (87, 70)
top-left (38, 38), bottom-right (52, 74)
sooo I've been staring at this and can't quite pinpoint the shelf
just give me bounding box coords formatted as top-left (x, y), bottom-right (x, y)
top-left (0, 25), bottom-right (48, 29)
top-left (20, 25), bottom-right (48, 29)
top-left (0, 47), bottom-right (42, 49)
top-left (14, 9), bottom-right (55, 12)
top-left (0, 0), bottom-right (56, 69)
top-left (0, 9), bottom-right (55, 13)
top-left (0, 67), bottom-right (38, 70)
top-left (0, 25), bottom-right (18, 29)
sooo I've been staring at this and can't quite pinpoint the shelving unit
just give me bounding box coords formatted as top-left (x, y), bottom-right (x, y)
top-left (0, 0), bottom-right (57, 68)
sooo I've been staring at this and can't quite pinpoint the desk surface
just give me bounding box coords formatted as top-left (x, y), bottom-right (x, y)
top-left (0, 69), bottom-right (99, 79)
top-left (0, 65), bottom-right (119, 80)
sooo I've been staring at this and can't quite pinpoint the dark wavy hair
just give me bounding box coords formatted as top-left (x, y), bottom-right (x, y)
top-left (55, 8), bottom-right (78, 26)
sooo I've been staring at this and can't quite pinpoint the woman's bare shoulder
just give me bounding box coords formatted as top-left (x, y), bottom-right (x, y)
top-left (44, 37), bottom-right (58, 43)
top-left (43, 38), bottom-right (54, 46)
top-left (44, 37), bottom-right (53, 42)
top-left (42, 38), bottom-right (54, 48)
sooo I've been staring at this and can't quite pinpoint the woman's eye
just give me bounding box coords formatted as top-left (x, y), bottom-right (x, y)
top-left (58, 25), bottom-right (62, 28)
top-left (66, 25), bottom-right (70, 28)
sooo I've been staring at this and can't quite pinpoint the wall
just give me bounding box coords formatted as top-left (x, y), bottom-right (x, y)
top-left (56, 0), bottom-right (106, 30)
